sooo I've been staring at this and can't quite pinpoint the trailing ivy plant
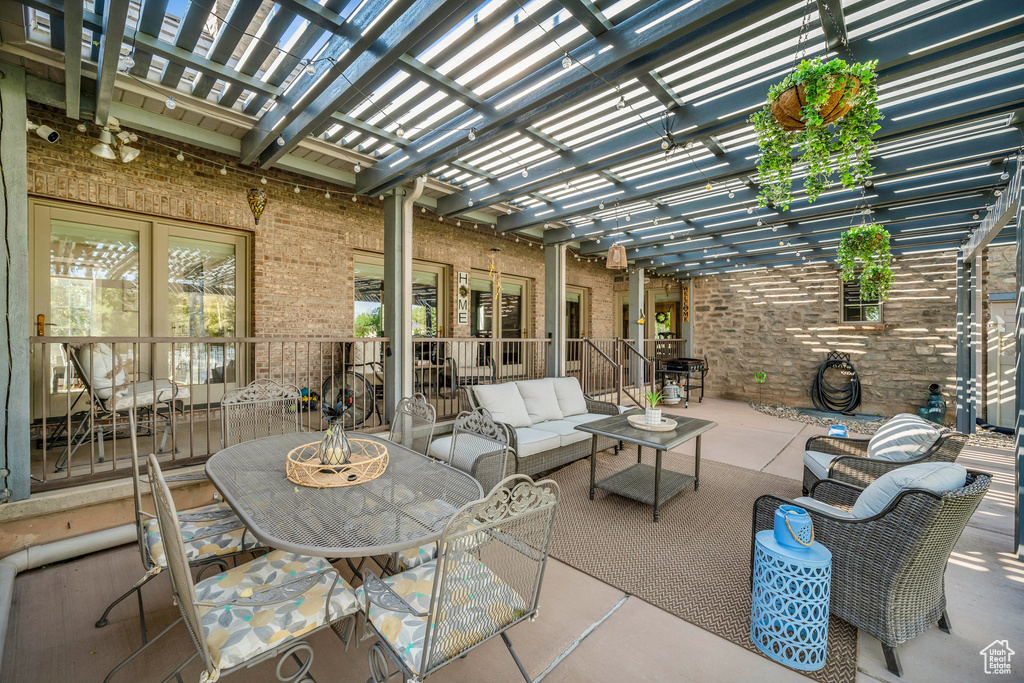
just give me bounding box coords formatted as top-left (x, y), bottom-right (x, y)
top-left (750, 57), bottom-right (882, 210)
top-left (837, 223), bottom-right (893, 302)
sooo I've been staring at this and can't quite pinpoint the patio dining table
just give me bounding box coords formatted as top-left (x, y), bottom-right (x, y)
top-left (205, 431), bottom-right (483, 558)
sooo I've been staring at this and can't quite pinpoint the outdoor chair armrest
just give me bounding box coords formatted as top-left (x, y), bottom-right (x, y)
top-left (808, 478), bottom-right (863, 509)
top-left (584, 396), bottom-right (620, 416)
top-left (805, 435), bottom-right (870, 456)
top-left (361, 568), bottom-right (428, 617)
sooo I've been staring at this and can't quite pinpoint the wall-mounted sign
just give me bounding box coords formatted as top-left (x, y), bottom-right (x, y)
top-left (457, 271), bottom-right (470, 326)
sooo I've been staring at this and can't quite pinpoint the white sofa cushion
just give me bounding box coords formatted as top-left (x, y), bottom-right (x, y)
top-left (803, 450), bottom-right (836, 481)
top-left (851, 462), bottom-right (967, 518)
top-left (792, 496), bottom-right (855, 519)
top-left (72, 343), bottom-right (127, 399)
top-left (473, 383), bottom-right (532, 428)
top-left (551, 377), bottom-right (588, 417)
top-left (531, 419), bottom-right (591, 447)
top-left (512, 428), bottom-right (562, 458)
top-left (867, 413), bottom-right (941, 462)
top-left (515, 379), bottom-right (564, 424)
top-left (561, 412), bottom-right (610, 426)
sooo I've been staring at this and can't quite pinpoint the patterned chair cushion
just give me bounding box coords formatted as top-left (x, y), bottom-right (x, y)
top-left (866, 413), bottom-right (941, 461)
top-left (357, 552), bottom-right (528, 676)
top-left (195, 550), bottom-right (358, 671)
top-left (144, 502), bottom-right (262, 568)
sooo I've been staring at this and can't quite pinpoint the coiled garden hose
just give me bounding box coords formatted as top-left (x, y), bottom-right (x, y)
top-left (810, 352), bottom-right (862, 413)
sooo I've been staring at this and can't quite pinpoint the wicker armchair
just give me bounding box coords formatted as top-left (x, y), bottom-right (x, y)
top-left (802, 431), bottom-right (969, 494)
top-left (752, 470), bottom-right (991, 677)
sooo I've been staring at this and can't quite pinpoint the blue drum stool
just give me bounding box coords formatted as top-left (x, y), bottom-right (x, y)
top-left (751, 505), bottom-right (832, 671)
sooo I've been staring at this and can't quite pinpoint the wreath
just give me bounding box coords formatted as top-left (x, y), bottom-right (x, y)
top-left (655, 311), bottom-right (669, 324)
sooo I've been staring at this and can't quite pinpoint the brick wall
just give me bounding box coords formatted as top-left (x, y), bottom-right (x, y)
top-left (24, 104), bottom-right (617, 343)
top-left (690, 253), bottom-right (965, 417)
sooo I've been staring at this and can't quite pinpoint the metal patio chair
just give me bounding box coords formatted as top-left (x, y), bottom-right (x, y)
top-left (54, 342), bottom-right (188, 471)
top-left (752, 469), bottom-right (991, 677)
top-left (802, 430), bottom-right (969, 494)
top-left (388, 393), bottom-right (436, 455)
top-left (359, 474), bottom-right (560, 683)
top-left (105, 453), bottom-right (359, 683)
top-left (399, 408), bottom-right (512, 571)
top-left (221, 378), bottom-right (303, 447)
top-left (95, 410), bottom-right (263, 656)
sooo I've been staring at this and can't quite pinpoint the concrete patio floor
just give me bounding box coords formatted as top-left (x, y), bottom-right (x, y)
top-left (3, 399), bottom-right (1021, 683)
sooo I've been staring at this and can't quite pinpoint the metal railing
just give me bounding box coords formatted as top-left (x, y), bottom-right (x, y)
top-left (28, 336), bottom-right (389, 491)
top-left (645, 338), bottom-right (688, 361)
top-left (621, 339), bottom-right (657, 407)
top-left (567, 338), bottom-right (623, 405)
top-left (412, 337), bottom-right (550, 420)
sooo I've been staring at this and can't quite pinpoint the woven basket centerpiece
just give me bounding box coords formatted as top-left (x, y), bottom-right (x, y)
top-left (287, 438), bottom-right (388, 488)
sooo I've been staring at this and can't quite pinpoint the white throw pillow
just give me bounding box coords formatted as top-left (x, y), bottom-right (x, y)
top-left (551, 377), bottom-right (588, 417)
top-left (867, 413), bottom-right (942, 462)
top-left (472, 383), bottom-right (532, 428)
top-left (72, 343), bottom-right (126, 399)
top-left (851, 462), bottom-right (967, 518)
top-left (515, 379), bottom-right (564, 424)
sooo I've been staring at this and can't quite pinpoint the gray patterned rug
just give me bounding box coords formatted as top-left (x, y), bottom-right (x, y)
top-left (546, 448), bottom-right (857, 683)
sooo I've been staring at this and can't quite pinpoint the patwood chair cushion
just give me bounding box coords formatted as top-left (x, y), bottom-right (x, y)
top-left (356, 552), bottom-right (528, 676)
top-left (195, 550), bottom-right (358, 671)
top-left (851, 462), bottom-right (967, 518)
top-left (867, 413), bottom-right (942, 462)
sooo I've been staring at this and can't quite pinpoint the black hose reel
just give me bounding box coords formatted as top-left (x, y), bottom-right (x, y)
top-left (810, 351), bottom-right (862, 413)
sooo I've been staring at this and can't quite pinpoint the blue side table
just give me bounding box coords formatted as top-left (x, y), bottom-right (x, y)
top-left (750, 528), bottom-right (832, 671)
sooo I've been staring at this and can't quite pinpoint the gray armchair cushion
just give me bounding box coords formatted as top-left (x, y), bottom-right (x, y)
top-left (851, 462), bottom-right (968, 518)
top-left (793, 496), bottom-right (855, 519)
top-left (867, 413), bottom-right (942, 462)
top-left (803, 450), bottom-right (837, 481)
top-left (515, 379), bottom-right (564, 424)
top-left (473, 383), bottom-right (532, 428)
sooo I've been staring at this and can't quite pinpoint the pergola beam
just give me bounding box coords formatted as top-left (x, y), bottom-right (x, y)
top-left (62, 0), bottom-right (82, 120)
top-left (448, 4), bottom-right (1024, 217)
top-left (557, 0), bottom-right (612, 36)
top-left (189, 0), bottom-right (262, 100)
top-left (963, 160), bottom-right (1020, 261)
top-left (815, 0), bottom-right (847, 52)
top-left (356, 0), bottom-right (769, 196)
top-left (92, 0), bottom-right (129, 126)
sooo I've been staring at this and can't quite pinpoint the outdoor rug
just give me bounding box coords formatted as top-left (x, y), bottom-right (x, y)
top-left (547, 448), bottom-right (858, 683)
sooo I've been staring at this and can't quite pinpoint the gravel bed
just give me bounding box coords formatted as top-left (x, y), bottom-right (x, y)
top-left (749, 403), bottom-right (1014, 450)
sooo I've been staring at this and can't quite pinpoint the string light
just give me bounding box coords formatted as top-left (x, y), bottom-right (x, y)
top-left (293, 184), bottom-right (300, 193)
top-left (176, 150), bottom-right (184, 161)
top-left (165, 96), bottom-right (176, 110)
top-left (396, 127), bottom-right (405, 137)
top-left (276, 135), bottom-right (285, 146)
top-left (747, 207), bottom-right (754, 214)
top-left (506, 208), bottom-right (513, 215)
top-left (325, 190), bottom-right (331, 199)
top-left (756, 219), bottom-right (763, 226)
top-left (456, 220), bottom-right (461, 226)
top-left (421, 206), bottom-right (426, 213)
top-left (261, 176), bottom-right (267, 184)
top-left (561, 53), bottom-right (572, 69)
top-left (1000, 171), bottom-right (1010, 180)
top-left (219, 164), bottom-right (227, 175)
top-left (304, 61), bottom-right (316, 75)
top-left (352, 195), bottom-right (358, 202)
top-left (625, 214), bottom-right (631, 222)
top-left (728, 191), bottom-right (735, 198)
top-left (468, 199), bottom-right (474, 206)
top-left (616, 96), bottom-right (626, 110)
top-left (661, 140), bottom-right (670, 150)
top-left (598, 202), bottom-right (605, 210)
top-left (468, 128), bottom-right (476, 141)
top-left (354, 162), bottom-right (362, 173)
top-left (705, 181), bottom-right (712, 191)
top-left (521, 168), bottom-right (529, 178)
top-left (973, 213), bottom-right (980, 220)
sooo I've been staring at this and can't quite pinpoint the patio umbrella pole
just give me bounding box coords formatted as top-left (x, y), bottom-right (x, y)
top-left (0, 523), bottom-right (135, 665)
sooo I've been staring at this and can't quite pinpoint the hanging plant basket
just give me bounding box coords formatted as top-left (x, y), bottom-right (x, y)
top-left (751, 58), bottom-right (881, 210)
top-left (770, 77), bottom-right (861, 131)
top-left (837, 223), bottom-right (893, 302)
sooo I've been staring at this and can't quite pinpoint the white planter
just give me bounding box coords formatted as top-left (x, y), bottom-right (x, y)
top-left (645, 407), bottom-right (662, 426)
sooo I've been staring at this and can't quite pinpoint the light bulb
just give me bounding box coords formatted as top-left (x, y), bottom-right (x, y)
top-left (468, 128), bottom-right (476, 141)
top-left (562, 54), bottom-right (572, 69)
top-left (294, 185), bottom-right (300, 193)
top-left (439, 216), bottom-right (443, 222)
top-left (305, 61), bottom-right (316, 75)
top-left (599, 202), bottom-right (605, 210)
top-left (515, 237), bottom-right (519, 242)
top-left (379, 195), bottom-right (384, 200)
top-left (780, 240), bottom-right (784, 246)
top-left (506, 208), bottom-right (512, 215)
top-left (1000, 171), bottom-right (1010, 180)
top-left (468, 199), bottom-right (474, 206)
top-left (995, 189), bottom-right (1002, 196)
top-left (616, 97), bottom-right (626, 110)
top-left (396, 127), bottom-right (405, 137)
top-left (521, 168), bottom-right (528, 178)
top-left (726, 258), bottom-right (730, 262)
top-left (703, 248), bottom-right (708, 253)
top-left (76, 123), bottom-right (88, 133)
top-left (354, 162), bottom-right (362, 173)
top-left (570, 232), bottom-right (576, 238)
top-left (661, 140), bottom-right (670, 150)
top-left (705, 181), bottom-right (712, 191)
top-left (973, 213), bottom-right (980, 220)
top-left (756, 219), bottom-right (763, 226)
top-left (260, 176), bottom-right (267, 185)
top-left (747, 207), bottom-right (754, 214)
top-left (352, 195), bottom-right (358, 202)
top-left (325, 191), bottom-right (331, 199)
top-left (176, 151), bottom-right (185, 161)
top-left (220, 164), bottom-right (227, 175)
top-left (473, 223), bottom-right (478, 229)
top-left (625, 214), bottom-right (631, 222)
top-left (686, 236), bottom-right (692, 241)
top-left (165, 96), bottom-right (176, 110)
top-left (771, 225), bottom-right (777, 232)
top-left (456, 220), bottom-right (461, 227)
top-left (277, 135), bottom-right (285, 146)
top-left (421, 206), bottom-right (426, 213)
top-left (543, 223), bottom-right (549, 229)
top-left (728, 191), bottom-right (735, 198)
top-left (122, 54), bottom-right (135, 69)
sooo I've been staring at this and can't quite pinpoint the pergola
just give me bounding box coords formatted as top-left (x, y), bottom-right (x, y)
top-left (0, 0), bottom-right (1022, 549)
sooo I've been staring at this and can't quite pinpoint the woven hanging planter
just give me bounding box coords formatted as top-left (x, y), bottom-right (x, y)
top-left (246, 187), bottom-right (267, 225)
top-left (606, 244), bottom-right (627, 269)
top-left (770, 76), bottom-right (861, 132)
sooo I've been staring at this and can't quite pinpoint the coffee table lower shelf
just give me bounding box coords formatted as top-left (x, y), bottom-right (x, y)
top-left (594, 463), bottom-right (696, 520)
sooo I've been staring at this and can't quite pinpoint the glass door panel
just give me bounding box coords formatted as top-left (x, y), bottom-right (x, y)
top-left (354, 260), bottom-right (384, 337)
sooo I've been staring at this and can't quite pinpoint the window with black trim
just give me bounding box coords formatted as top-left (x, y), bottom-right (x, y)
top-left (840, 273), bottom-right (882, 324)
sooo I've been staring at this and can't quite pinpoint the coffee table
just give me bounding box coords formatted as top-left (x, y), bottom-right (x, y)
top-left (575, 409), bottom-right (717, 521)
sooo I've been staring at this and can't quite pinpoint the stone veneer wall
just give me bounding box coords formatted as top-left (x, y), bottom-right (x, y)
top-left (24, 104), bottom-right (617, 341)
top-left (690, 252), bottom-right (967, 417)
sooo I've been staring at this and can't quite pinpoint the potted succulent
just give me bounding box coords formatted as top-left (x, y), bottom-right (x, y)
top-left (644, 390), bottom-right (663, 426)
top-left (750, 57), bottom-right (881, 210)
top-left (837, 223), bottom-right (893, 301)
